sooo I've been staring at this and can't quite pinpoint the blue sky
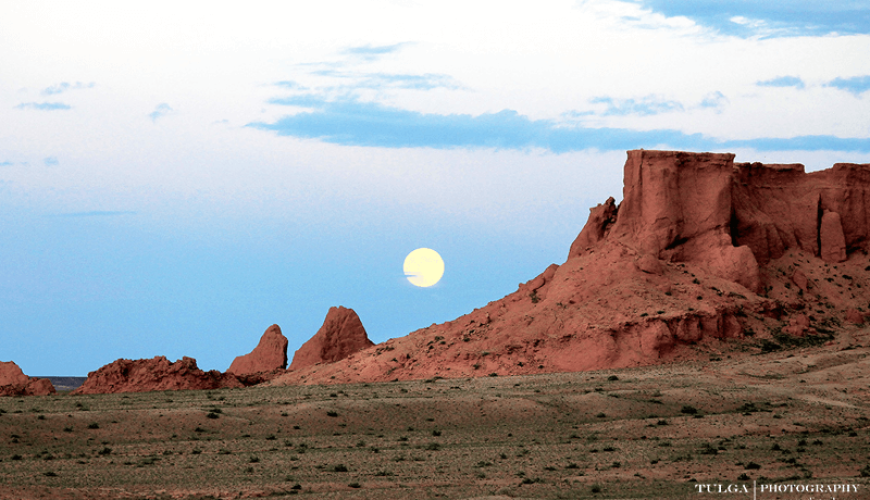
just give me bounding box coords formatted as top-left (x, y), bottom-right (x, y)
top-left (2, 1), bottom-right (870, 376)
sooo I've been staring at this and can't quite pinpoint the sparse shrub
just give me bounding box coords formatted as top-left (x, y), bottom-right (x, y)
top-left (348, 482), bottom-right (361, 488)
top-left (43, 471), bottom-right (57, 477)
top-left (332, 464), bottom-right (348, 472)
top-left (87, 422), bottom-right (99, 429)
top-left (607, 375), bottom-right (619, 381)
top-left (432, 430), bottom-right (441, 437)
top-left (249, 456), bottom-right (260, 463)
top-left (745, 462), bottom-right (761, 470)
top-left (737, 473), bottom-right (750, 481)
top-left (206, 412), bottom-right (219, 419)
top-left (699, 443), bottom-right (717, 455)
top-left (63, 426), bottom-right (73, 433)
top-left (98, 447), bottom-right (112, 456)
top-left (681, 405), bottom-right (699, 415)
top-left (591, 484), bottom-right (602, 493)
top-left (326, 411), bottom-right (339, 417)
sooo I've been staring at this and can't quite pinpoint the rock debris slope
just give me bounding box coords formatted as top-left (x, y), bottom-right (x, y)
top-left (270, 150), bottom-right (870, 386)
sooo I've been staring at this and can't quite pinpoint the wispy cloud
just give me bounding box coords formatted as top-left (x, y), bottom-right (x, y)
top-left (825, 75), bottom-right (870, 96)
top-left (275, 80), bottom-right (307, 90)
top-left (16, 102), bottom-right (71, 111)
top-left (699, 91), bottom-right (729, 109)
top-left (42, 81), bottom-right (95, 95)
top-left (588, 95), bottom-right (684, 116)
top-left (757, 76), bottom-right (805, 89)
top-left (0, 161), bottom-right (13, 167)
top-left (342, 43), bottom-right (407, 61)
top-left (296, 70), bottom-right (461, 91)
top-left (43, 156), bottom-right (59, 166)
top-left (148, 103), bottom-right (174, 121)
top-left (251, 97), bottom-right (870, 153)
top-left (632, 1), bottom-right (870, 37)
top-left (54, 210), bottom-right (136, 217)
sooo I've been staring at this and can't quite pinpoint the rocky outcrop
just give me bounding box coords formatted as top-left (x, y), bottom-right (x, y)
top-left (227, 324), bottom-right (288, 376)
top-left (567, 196), bottom-right (617, 259)
top-left (72, 356), bottom-right (243, 395)
top-left (288, 307), bottom-right (374, 371)
top-left (0, 361), bottom-right (56, 396)
top-left (267, 150), bottom-right (870, 387)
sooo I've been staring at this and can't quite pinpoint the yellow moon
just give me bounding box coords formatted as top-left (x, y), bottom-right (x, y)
top-left (404, 248), bottom-right (444, 287)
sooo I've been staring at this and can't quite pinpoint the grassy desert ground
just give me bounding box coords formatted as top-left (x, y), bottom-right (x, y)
top-left (2, 327), bottom-right (869, 500)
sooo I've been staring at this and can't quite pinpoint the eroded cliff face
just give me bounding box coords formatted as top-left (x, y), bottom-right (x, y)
top-left (731, 161), bottom-right (870, 264)
top-left (269, 150), bottom-right (870, 387)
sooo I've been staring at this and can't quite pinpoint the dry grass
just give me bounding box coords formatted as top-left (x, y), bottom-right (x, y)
top-left (2, 330), bottom-right (870, 499)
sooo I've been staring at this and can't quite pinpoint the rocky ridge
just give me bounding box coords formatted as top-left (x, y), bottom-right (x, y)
top-left (71, 356), bottom-right (243, 395)
top-left (269, 150), bottom-right (870, 386)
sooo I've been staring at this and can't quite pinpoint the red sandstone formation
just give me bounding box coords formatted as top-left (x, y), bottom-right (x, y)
top-left (269, 150), bottom-right (870, 387)
top-left (72, 356), bottom-right (243, 395)
top-left (227, 324), bottom-right (288, 376)
top-left (0, 361), bottom-right (55, 397)
top-left (288, 306), bottom-right (374, 371)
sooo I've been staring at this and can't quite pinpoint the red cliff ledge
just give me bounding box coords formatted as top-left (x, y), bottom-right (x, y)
top-left (269, 150), bottom-right (870, 386)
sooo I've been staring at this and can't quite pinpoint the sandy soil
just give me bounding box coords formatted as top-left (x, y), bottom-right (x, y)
top-left (1, 326), bottom-right (869, 499)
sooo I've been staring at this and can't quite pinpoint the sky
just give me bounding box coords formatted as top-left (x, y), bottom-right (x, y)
top-left (2, 1), bottom-right (870, 376)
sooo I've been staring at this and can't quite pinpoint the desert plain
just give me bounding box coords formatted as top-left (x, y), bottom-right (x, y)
top-left (2, 324), bottom-right (869, 500)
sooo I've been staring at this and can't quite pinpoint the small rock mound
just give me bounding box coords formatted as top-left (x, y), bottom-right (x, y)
top-left (227, 324), bottom-right (288, 376)
top-left (72, 356), bottom-right (242, 395)
top-left (288, 306), bottom-right (374, 371)
top-left (0, 361), bottom-right (55, 397)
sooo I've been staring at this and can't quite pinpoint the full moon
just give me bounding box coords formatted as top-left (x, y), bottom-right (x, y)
top-left (404, 248), bottom-right (444, 287)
